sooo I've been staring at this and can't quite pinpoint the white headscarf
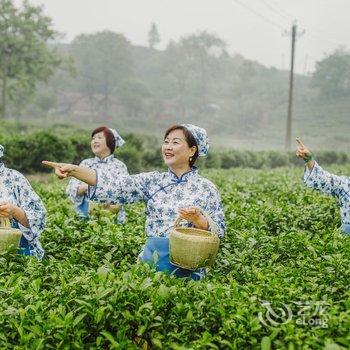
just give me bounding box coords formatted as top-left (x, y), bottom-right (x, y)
top-left (181, 124), bottom-right (209, 157)
top-left (109, 128), bottom-right (125, 148)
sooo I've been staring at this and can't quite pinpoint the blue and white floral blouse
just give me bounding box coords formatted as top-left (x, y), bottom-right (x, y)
top-left (89, 167), bottom-right (226, 238)
top-left (66, 154), bottom-right (129, 222)
top-left (304, 161), bottom-right (350, 228)
top-left (0, 162), bottom-right (46, 259)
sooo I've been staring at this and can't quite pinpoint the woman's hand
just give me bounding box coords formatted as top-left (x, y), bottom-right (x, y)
top-left (0, 202), bottom-right (17, 219)
top-left (178, 207), bottom-right (209, 230)
top-left (42, 161), bottom-right (77, 179)
top-left (77, 184), bottom-right (88, 196)
top-left (42, 161), bottom-right (97, 185)
top-left (295, 138), bottom-right (311, 159)
top-left (0, 202), bottom-right (30, 227)
top-left (296, 138), bottom-right (314, 170)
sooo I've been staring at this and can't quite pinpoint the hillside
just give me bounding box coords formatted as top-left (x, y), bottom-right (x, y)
top-left (4, 33), bottom-right (349, 151)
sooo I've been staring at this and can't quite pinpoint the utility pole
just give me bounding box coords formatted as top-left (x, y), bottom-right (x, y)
top-left (284, 21), bottom-right (304, 151)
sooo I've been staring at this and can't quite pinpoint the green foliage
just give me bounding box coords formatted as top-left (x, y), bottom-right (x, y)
top-left (70, 30), bottom-right (133, 118)
top-left (1, 129), bottom-right (162, 174)
top-left (1, 126), bottom-right (350, 174)
top-left (0, 167), bottom-right (349, 348)
top-left (311, 49), bottom-right (350, 99)
top-left (0, 0), bottom-right (61, 118)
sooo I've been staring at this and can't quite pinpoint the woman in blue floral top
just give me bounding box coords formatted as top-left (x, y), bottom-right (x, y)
top-left (296, 138), bottom-right (350, 234)
top-left (44, 124), bottom-right (226, 280)
top-left (0, 145), bottom-right (46, 259)
top-left (66, 126), bottom-right (128, 223)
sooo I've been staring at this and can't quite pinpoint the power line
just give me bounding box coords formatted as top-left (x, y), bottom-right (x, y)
top-left (259, 0), bottom-right (292, 21)
top-left (255, 0), bottom-right (346, 47)
top-left (229, 0), bottom-right (285, 31)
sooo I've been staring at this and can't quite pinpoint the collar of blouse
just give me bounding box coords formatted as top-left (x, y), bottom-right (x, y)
top-left (167, 166), bottom-right (198, 184)
top-left (94, 154), bottom-right (115, 164)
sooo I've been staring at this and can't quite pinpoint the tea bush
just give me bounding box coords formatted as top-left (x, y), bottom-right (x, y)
top-left (0, 167), bottom-right (349, 349)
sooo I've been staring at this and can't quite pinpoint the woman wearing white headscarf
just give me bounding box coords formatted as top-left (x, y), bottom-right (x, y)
top-left (66, 126), bottom-right (128, 223)
top-left (0, 145), bottom-right (46, 259)
top-left (44, 124), bottom-right (226, 280)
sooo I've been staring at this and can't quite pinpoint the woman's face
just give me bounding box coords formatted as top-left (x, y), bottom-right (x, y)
top-left (162, 129), bottom-right (196, 169)
top-left (91, 132), bottom-right (111, 158)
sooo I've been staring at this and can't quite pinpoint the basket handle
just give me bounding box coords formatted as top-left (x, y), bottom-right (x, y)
top-left (0, 217), bottom-right (11, 228)
top-left (174, 216), bottom-right (189, 228)
top-left (173, 215), bottom-right (218, 238)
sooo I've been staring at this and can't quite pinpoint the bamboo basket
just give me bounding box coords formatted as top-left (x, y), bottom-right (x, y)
top-left (0, 217), bottom-right (21, 252)
top-left (88, 201), bottom-right (120, 215)
top-left (169, 217), bottom-right (220, 270)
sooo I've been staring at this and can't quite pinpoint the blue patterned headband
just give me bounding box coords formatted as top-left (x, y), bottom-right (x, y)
top-left (181, 124), bottom-right (209, 157)
top-left (109, 128), bottom-right (125, 148)
top-left (0, 144), bottom-right (4, 158)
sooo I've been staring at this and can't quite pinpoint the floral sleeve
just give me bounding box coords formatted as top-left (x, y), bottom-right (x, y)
top-left (89, 170), bottom-right (158, 205)
top-left (303, 161), bottom-right (349, 198)
top-left (13, 171), bottom-right (46, 259)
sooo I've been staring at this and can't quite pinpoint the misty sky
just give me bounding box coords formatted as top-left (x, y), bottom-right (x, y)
top-left (27, 0), bottom-right (349, 74)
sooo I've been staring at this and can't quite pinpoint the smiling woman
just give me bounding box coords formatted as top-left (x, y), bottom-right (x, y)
top-left (66, 126), bottom-right (128, 222)
top-left (43, 124), bottom-right (226, 280)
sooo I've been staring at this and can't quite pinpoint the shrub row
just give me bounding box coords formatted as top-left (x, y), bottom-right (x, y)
top-left (1, 130), bottom-right (349, 173)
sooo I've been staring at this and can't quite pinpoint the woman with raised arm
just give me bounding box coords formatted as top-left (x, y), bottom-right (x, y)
top-left (44, 124), bottom-right (226, 280)
top-left (0, 145), bottom-right (46, 259)
top-left (66, 126), bottom-right (128, 223)
top-left (296, 138), bottom-right (350, 234)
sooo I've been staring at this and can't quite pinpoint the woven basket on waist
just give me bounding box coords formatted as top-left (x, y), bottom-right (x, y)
top-left (88, 201), bottom-right (120, 215)
top-left (0, 217), bottom-right (22, 252)
top-left (169, 217), bottom-right (220, 270)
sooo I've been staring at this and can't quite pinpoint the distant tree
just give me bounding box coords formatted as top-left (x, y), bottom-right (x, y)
top-left (0, 0), bottom-right (61, 119)
top-left (311, 48), bottom-right (350, 99)
top-left (118, 78), bottom-right (151, 118)
top-left (71, 31), bottom-right (133, 118)
top-left (162, 31), bottom-right (227, 115)
top-left (148, 22), bottom-right (160, 49)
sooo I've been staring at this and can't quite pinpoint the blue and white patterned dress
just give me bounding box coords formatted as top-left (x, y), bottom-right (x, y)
top-left (66, 154), bottom-right (128, 223)
top-left (0, 161), bottom-right (46, 259)
top-left (89, 166), bottom-right (226, 279)
top-left (304, 161), bottom-right (350, 233)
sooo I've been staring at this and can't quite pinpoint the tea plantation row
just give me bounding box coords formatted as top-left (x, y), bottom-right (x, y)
top-left (0, 166), bottom-right (349, 349)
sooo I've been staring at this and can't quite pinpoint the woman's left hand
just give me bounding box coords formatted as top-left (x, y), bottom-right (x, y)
top-left (178, 207), bottom-right (209, 230)
top-left (0, 202), bottom-right (17, 219)
top-left (0, 202), bottom-right (29, 228)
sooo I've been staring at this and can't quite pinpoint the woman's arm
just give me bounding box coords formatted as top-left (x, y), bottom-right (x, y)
top-left (66, 159), bottom-right (90, 205)
top-left (0, 203), bottom-right (29, 228)
top-left (13, 171), bottom-right (47, 241)
top-left (296, 138), bottom-right (346, 197)
top-left (42, 161), bottom-right (97, 185)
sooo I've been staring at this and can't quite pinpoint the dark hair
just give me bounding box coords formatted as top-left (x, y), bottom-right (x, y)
top-left (91, 126), bottom-right (116, 153)
top-left (164, 124), bottom-right (199, 167)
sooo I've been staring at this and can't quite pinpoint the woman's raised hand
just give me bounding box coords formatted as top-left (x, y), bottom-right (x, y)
top-left (42, 161), bottom-right (77, 179)
top-left (295, 138), bottom-right (311, 160)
